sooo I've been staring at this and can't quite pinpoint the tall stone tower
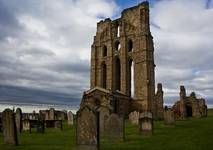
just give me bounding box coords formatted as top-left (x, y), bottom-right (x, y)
top-left (90, 1), bottom-right (155, 112)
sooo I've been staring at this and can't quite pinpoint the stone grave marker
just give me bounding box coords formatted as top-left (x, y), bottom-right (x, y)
top-left (164, 109), bottom-right (175, 126)
top-left (128, 111), bottom-right (140, 125)
top-left (49, 108), bottom-right (55, 120)
top-left (105, 113), bottom-right (124, 141)
top-left (2, 108), bottom-right (18, 145)
top-left (22, 119), bottom-right (30, 131)
top-left (15, 108), bottom-right (22, 133)
top-left (97, 106), bottom-right (110, 136)
top-left (76, 107), bottom-right (99, 150)
top-left (67, 111), bottom-right (73, 125)
top-left (139, 111), bottom-right (153, 135)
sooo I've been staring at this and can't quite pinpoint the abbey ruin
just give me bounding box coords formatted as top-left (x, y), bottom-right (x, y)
top-left (78, 1), bottom-right (207, 125)
top-left (80, 1), bottom-right (156, 116)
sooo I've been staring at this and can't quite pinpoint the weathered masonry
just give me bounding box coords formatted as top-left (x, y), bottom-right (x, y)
top-left (80, 1), bottom-right (155, 118)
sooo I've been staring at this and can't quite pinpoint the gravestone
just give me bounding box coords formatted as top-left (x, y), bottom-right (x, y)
top-left (164, 109), bottom-right (175, 126)
top-left (97, 106), bottom-right (110, 136)
top-left (76, 107), bottom-right (99, 150)
top-left (128, 111), bottom-right (140, 125)
top-left (67, 111), bottom-right (73, 125)
top-left (45, 111), bottom-right (49, 120)
top-left (15, 108), bottom-right (22, 133)
top-left (105, 113), bottom-right (124, 141)
top-left (139, 111), bottom-right (153, 135)
top-left (49, 108), bottom-right (55, 120)
top-left (22, 119), bottom-right (30, 131)
top-left (2, 109), bottom-right (18, 145)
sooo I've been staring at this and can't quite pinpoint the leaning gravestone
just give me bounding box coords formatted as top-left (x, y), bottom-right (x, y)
top-left (105, 113), bottom-right (124, 141)
top-left (49, 108), bottom-right (55, 120)
top-left (2, 109), bottom-right (18, 145)
top-left (139, 111), bottom-right (153, 135)
top-left (164, 109), bottom-right (175, 126)
top-left (76, 107), bottom-right (99, 150)
top-left (67, 111), bottom-right (73, 125)
top-left (15, 108), bottom-right (22, 133)
top-left (128, 111), bottom-right (140, 125)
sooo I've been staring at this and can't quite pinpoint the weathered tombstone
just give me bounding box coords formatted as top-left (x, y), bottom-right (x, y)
top-left (15, 108), bottom-right (22, 133)
top-left (2, 109), bottom-right (18, 145)
top-left (49, 108), bottom-right (55, 120)
top-left (164, 108), bottom-right (175, 126)
top-left (97, 106), bottom-right (110, 136)
top-left (76, 107), bottom-right (99, 150)
top-left (128, 111), bottom-right (140, 125)
top-left (139, 111), bottom-right (153, 135)
top-left (67, 111), bottom-right (73, 125)
top-left (105, 113), bottom-right (124, 141)
top-left (22, 119), bottom-right (30, 131)
top-left (45, 111), bottom-right (49, 120)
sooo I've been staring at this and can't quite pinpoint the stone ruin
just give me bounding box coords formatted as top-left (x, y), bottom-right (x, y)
top-left (153, 83), bottom-right (164, 120)
top-left (76, 0), bottom-right (208, 148)
top-left (172, 86), bottom-right (208, 119)
top-left (2, 108), bottom-right (18, 145)
top-left (80, 0), bottom-right (155, 117)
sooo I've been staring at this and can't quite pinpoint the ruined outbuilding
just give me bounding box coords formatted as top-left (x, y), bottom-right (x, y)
top-left (172, 86), bottom-right (207, 119)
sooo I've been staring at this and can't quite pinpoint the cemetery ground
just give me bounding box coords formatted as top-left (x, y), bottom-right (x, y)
top-left (0, 109), bottom-right (213, 150)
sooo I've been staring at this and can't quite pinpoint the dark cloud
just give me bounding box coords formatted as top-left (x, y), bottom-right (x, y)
top-left (0, 0), bottom-right (117, 105)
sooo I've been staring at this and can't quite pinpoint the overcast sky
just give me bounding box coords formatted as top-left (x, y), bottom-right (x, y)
top-left (0, 0), bottom-right (212, 106)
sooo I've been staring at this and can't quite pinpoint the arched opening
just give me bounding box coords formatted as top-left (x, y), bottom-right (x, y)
top-left (186, 105), bottom-right (192, 117)
top-left (101, 63), bottom-right (107, 89)
top-left (115, 41), bottom-right (121, 51)
top-left (128, 59), bottom-right (134, 97)
top-left (115, 57), bottom-right (121, 91)
top-left (117, 25), bottom-right (120, 37)
top-left (128, 39), bottom-right (133, 52)
top-left (102, 45), bottom-right (107, 57)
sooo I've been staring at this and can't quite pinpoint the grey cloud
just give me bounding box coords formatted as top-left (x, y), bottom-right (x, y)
top-left (0, 0), bottom-right (117, 105)
top-left (152, 0), bottom-right (213, 105)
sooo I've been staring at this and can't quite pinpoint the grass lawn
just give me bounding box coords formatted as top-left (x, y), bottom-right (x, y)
top-left (0, 109), bottom-right (213, 150)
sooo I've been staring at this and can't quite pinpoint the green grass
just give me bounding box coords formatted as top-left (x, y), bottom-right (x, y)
top-left (1, 109), bottom-right (213, 150)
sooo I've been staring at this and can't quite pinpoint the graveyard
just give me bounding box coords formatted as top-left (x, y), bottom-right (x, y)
top-left (0, 109), bottom-right (212, 150)
top-left (0, 1), bottom-right (212, 150)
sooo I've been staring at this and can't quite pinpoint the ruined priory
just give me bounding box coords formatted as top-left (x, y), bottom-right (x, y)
top-left (79, 1), bottom-right (207, 120)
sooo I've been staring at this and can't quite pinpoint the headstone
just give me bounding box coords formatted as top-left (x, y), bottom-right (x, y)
top-left (67, 111), bottom-right (73, 125)
top-left (76, 107), bottom-right (99, 150)
top-left (22, 119), bottom-right (30, 131)
top-left (45, 111), bottom-right (49, 120)
top-left (97, 106), bottom-right (110, 135)
top-left (49, 108), bottom-right (55, 120)
top-left (105, 113), bottom-right (124, 141)
top-left (2, 109), bottom-right (18, 145)
top-left (139, 111), bottom-right (153, 135)
top-left (128, 111), bottom-right (140, 125)
top-left (164, 109), bottom-right (175, 126)
top-left (15, 108), bottom-right (22, 133)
